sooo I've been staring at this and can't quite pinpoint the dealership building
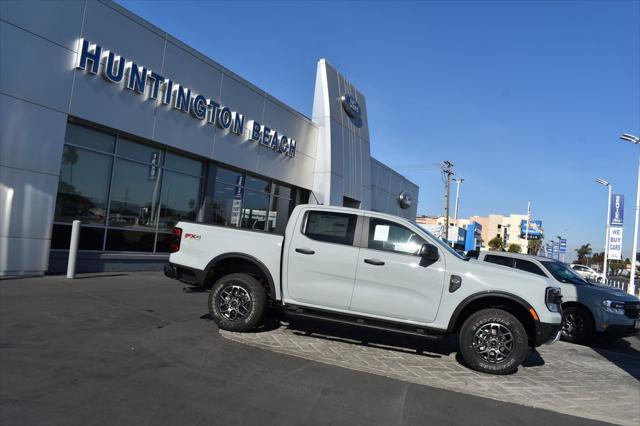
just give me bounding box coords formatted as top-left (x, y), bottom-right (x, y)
top-left (0, 0), bottom-right (419, 276)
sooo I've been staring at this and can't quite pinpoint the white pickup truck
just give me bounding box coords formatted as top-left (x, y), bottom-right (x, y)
top-left (165, 205), bottom-right (562, 374)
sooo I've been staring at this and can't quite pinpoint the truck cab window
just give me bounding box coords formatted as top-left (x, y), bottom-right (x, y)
top-left (484, 255), bottom-right (513, 267)
top-left (368, 218), bottom-right (425, 255)
top-left (304, 211), bottom-right (357, 245)
top-left (514, 259), bottom-right (546, 277)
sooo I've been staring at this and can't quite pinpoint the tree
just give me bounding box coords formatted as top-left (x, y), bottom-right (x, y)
top-left (575, 243), bottom-right (592, 264)
top-left (507, 243), bottom-right (522, 253)
top-left (62, 145), bottom-right (79, 183)
top-left (488, 236), bottom-right (504, 251)
top-left (528, 239), bottom-right (543, 255)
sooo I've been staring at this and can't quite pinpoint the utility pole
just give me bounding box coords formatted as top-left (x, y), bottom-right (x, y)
top-left (442, 161), bottom-right (454, 240)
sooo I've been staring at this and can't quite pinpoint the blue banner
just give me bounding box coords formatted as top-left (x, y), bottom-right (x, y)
top-left (610, 194), bottom-right (624, 226)
top-left (559, 239), bottom-right (567, 254)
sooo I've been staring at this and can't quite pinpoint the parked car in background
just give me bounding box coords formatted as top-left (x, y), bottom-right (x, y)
top-left (165, 205), bottom-right (563, 375)
top-left (570, 264), bottom-right (603, 283)
top-left (475, 251), bottom-right (640, 343)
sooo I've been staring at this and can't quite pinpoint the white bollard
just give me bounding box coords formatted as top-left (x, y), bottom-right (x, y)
top-left (66, 220), bottom-right (81, 279)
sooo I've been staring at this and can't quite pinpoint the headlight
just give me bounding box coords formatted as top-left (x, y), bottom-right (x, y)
top-left (602, 300), bottom-right (625, 315)
top-left (545, 287), bottom-right (563, 312)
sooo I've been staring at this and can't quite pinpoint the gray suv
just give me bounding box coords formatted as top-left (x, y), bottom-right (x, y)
top-left (474, 251), bottom-right (640, 343)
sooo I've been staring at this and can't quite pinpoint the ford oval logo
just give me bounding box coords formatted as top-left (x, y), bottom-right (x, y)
top-left (398, 191), bottom-right (412, 209)
top-left (341, 94), bottom-right (361, 119)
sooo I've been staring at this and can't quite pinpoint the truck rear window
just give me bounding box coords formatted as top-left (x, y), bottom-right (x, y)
top-left (304, 211), bottom-right (357, 245)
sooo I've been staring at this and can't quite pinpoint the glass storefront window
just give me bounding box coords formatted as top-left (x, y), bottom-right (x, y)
top-left (216, 167), bottom-right (243, 186)
top-left (106, 229), bottom-right (155, 252)
top-left (241, 190), bottom-right (270, 231)
top-left (155, 232), bottom-right (173, 253)
top-left (51, 224), bottom-right (105, 250)
top-left (245, 175), bottom-right (270, 193)
top-left (272, 184), bottom-right (291, 199)
top-left (108, 158), bottom-right (162, 229)
top-left (117, 138), bottom-right (163, 165)
top-left (165, 152), bottom-right (202, 176)
top-left (211, 183), bottom-right (242, 227)
top-left (267, 195), bottom-right (292, 233)
top-left (65, 123), bottom-right (115, 153)
top-left (55, 145), bottom-right (112, 224)
top-left (54, 121), bottom-right (307, 253)
top-left (158, 170), bottom-right (201, 230)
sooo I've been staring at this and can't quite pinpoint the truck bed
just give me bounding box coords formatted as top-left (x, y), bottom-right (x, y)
top-left (170, 222), bottom-right (284, 292)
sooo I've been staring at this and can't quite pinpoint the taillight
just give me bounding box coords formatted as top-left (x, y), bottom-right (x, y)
top-left (170, 227), bottom-right (182, 253)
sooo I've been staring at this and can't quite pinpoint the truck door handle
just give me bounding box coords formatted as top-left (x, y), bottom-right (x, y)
top-left (295, 248), bottom-right (315, 255)
top-left (364, 258), bottom-right (385, 266)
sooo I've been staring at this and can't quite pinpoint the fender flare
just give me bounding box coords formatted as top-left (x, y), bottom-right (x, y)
top-left (446, 291), bottom-right (537, 333)
top-left (204, 252), bottom-right (277, 298)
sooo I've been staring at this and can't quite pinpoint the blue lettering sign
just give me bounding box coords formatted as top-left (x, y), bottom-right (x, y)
top-left (76, 39), bottom-right (101, 74)
top-left (610, 194), bottom-right (624, 226)
top-left (74, 38), bottom-right (299, 159)
top-left (103, 51), bottom-right (125, 83)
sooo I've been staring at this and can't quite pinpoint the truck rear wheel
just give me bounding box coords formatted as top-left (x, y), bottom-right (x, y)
top-left (459, 308), bottom-right (528, 375)
top-left (208, 273), bottom-right (266, 332)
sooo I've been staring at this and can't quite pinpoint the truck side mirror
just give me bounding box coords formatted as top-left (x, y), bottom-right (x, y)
top-left (419, 243), bottom-right (439, 261)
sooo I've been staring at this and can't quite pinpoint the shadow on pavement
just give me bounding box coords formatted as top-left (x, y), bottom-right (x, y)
top-left (200, 312), bottom-right (283, 332)
top-left (74, 273), bottom-right (129, 279)
top-left (585, 336), bottom-right (640, 380)
top-left (280, 315), bottom-right (459, 358)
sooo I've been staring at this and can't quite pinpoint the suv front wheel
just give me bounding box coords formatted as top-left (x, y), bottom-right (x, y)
top-left (459, 308), bottom-right (528, 375)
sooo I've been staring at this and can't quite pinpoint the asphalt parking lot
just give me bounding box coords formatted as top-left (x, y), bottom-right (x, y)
top-left (1, 272), bottom-right (638, 426)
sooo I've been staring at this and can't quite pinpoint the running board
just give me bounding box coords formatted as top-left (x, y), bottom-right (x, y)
top-left (283, 306), bottom-right (445, 340)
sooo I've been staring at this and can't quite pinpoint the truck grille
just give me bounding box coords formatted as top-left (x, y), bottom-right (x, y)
top-left (624, 302), bottom-right (640, 319)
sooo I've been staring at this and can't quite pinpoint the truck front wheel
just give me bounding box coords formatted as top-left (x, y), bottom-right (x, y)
top-left (209, 273), bottom-right (267, 332)
top-left (459, 308), bottom-right (528, 375)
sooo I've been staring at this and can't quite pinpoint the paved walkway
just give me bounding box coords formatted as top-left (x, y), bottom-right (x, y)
top-left (222, 317), bottom-right (640, 425)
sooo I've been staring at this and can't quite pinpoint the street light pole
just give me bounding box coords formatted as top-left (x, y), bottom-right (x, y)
top-left (596, 178), bottom-right (612, 281)
top-left (620, 133), bottom-right (639, 295)
top-left (557, 235), bottom-right (562, 262)
top-left (453, 178), bottom-right (464, 221)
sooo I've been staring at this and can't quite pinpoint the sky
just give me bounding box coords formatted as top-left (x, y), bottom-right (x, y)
top-left (117, 0), bottom-right (640, 260)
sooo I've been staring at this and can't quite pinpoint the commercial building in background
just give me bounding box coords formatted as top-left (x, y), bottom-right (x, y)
top-left (415, 216), bottom-right (482, 252)
top-left (418, 213), bottom-right (542, 252)
top-left (0, 0), bottom-right (418, 276)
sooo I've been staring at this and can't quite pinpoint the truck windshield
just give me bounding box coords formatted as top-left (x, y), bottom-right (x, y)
top-left (541, 261), bottom-right (591, 286)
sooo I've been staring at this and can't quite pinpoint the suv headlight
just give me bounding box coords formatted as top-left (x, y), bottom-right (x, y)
top-left (602, 300), bottom-right (625, 315)
top-left (545, 287), bottom-right (563, 313)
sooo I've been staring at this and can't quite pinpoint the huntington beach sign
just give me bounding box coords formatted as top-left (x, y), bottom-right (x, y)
top-left (75, 39), bottom-right (297, 158)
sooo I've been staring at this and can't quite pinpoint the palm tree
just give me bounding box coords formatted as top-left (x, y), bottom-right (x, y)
top-left (575, 243), bottom-right (592, 264)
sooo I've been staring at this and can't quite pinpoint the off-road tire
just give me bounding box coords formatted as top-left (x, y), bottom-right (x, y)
top-left (561, 306), bottom-right (593, 344)
top-left (459, 308), bottom-right (528, 375)
top-left (208, 273), bottom-right (267, 332)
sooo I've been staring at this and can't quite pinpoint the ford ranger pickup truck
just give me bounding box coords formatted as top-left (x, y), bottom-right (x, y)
top-left (165, 205), bottom-right (562, 375)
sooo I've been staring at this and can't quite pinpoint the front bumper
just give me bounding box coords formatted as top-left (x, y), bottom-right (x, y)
top-left (599, 322), bottom-right (640, 338)
top-left (535, 321), bottom-right (562, 346)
